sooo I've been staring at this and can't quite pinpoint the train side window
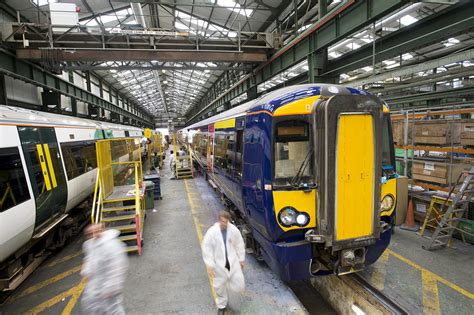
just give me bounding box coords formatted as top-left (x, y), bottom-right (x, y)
top-left (214, 134), bottom-right (227, 169)
top-left (0, 147), bottom-right (31, 212)
top-left (61, 141), bottom-right (97, 180)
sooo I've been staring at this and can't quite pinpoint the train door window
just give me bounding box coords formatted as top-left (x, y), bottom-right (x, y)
top-left (125, 131), bottom-right (130, 138)
top-left (235, 130), bottom-right (243, 177)
top-left (273, 120), bottom-right (313, 186)
top-left (0, 147), bottom-right (31, 212)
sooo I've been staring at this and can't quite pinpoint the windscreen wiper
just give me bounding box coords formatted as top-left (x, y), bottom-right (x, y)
top-left (290, 149), bottom-right (312, 187)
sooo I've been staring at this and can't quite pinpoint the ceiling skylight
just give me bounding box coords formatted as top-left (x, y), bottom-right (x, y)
top-left (399, 15), bottom-right (418, 26)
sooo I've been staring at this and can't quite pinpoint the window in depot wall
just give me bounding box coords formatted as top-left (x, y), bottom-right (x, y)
top-left (31, 0), bottom-right (49, 6)
top-left (0, 147), bottom-right (31, 212)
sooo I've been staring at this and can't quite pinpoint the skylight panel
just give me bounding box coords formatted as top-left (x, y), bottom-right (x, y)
top-left (402, 53), bottom-right (413, 60)
top-left (399, 15), bottom-right (418, 26)
top-left (216, 0), bottom-right (253, 17)
top-left (443, 37), bottom-right (460, 47)
top-left (346, 42), bottom-right (361, 50)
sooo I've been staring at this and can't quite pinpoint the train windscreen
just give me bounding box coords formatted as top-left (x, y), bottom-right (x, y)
top-left (273, 120), bottom-right (313, 186)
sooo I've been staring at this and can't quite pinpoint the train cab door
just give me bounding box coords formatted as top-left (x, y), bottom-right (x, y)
top-left (18, 126), bottom-right (68, 233)
top-left (312, 94), bottom-right (383, 274)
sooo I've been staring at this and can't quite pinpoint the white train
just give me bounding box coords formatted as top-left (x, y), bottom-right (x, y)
top-left (0, 105), bottom-right (143, 291)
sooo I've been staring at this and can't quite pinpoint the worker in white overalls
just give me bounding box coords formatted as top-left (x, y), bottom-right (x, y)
top-left (202, 211), bottom-right (246, 314)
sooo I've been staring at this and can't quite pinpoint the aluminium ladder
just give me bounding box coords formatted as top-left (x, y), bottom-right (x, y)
top-left (423, 166), bottom-right (474, 251)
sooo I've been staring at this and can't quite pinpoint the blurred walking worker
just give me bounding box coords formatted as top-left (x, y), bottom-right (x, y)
top-left (81, 223), bottom-right (129, 314)
top-left (202, 211), bottom-right (246, 314)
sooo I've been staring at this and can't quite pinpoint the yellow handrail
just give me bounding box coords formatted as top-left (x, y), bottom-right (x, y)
top-left (91, 170), bottom-right (100, 223)
top-left (134, 162), bottom-right (142, 253)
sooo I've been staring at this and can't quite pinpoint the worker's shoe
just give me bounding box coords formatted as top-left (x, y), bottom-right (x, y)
top-left (217, 308), bottom-right (226, 315)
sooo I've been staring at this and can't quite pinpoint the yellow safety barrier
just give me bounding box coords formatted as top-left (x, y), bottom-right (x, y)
top-left (92, 138), bottom-right (145, 254)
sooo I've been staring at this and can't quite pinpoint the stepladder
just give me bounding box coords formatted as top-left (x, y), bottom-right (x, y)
top-left (422, 166), bottom-right (474, 250)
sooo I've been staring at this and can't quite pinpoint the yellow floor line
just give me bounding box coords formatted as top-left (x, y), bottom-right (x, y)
top-left (61, 278), bottom-right (87, 315)
top-left (386, 248), bottom-right (474, 300)
top-left (370, 250), bottom-right (389, 290)
top-left (184, 179), bottom-right (217, 302)
top-left (421, 270), bottom-right (441, 315)
top-left (24, 278), bottom-right (86, 315)
top-left (14, 265), bottom-right (82, 300)
top-left (44, 251), bottom-right (82, 268)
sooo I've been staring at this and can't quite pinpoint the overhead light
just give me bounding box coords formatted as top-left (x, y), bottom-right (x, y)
top-left (362, 66), bottom-right (373, 72)
top-left (399, 15), bottom-right (418, 26)
top-left (402, 53), bottom-right (413, 60)
top-left (163, 80), bottom-right (168, 84)
top-left (110, 69), bottom-right (117, 73)
top-left (443, 37), bottom-right (460, 47)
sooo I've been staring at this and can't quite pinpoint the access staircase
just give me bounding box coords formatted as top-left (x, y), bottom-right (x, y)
top-left (422, 166), bottom-right (474, 250)
top-left (91, 139), bottom-right (146, 254)
top-left (173, 133), bottom-right (194, 179)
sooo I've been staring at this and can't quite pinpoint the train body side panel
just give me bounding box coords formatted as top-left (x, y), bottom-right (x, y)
top-left (0, 125), bottom-right (36, 262)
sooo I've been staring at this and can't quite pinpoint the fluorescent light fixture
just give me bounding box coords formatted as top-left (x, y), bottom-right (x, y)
top-left (402, 53), bottom-right (413, 60)
top-left (399, 15), bottom-right (418, 26)
top-left (340, 73), bottom-right (350, 80)
top-left (360, 36), bottom-right (373, 43)
top-left (362, 66), bottom-right (373, 72)
top-left (383, 60), bottom-right (396, 66)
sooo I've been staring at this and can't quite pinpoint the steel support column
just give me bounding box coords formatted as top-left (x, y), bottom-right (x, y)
top-left (308, 49), bottom-right (337, 84)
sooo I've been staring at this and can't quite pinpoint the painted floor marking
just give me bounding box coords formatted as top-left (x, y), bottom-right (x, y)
top-left (43, 250), bottom-right (82, 268)
top-left (384, 248), bottom-right (473, 315)
top-left (184, 179), bottom-right (217, 302)
top-left (13, 265), bottom-right (82, 301)
top-left (25, 278), bottom-right (86, 315)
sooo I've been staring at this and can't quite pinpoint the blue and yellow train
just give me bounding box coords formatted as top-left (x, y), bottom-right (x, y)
top-left (186, 84), bottom-right (397, 281)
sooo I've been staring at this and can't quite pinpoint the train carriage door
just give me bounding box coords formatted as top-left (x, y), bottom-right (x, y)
top-left (18, 127), bottom-right (68, 232)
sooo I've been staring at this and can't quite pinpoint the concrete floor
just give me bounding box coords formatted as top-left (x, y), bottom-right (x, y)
top-left (361, 227), bottom-right (474, 314)
top-left (1, 156), bottom-right (472, 314)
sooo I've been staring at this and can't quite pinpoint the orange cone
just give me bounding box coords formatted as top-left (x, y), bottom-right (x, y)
top-left (400, 199), bottom-right (419, 231)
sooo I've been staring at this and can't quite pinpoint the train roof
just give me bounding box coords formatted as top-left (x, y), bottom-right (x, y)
top-left (0, 105), bottom-right (142, 131)
top-left (185, 84), bottom-right (372, 130)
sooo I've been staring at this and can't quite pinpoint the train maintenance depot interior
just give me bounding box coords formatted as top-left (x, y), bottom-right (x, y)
top-left (0, 0), bottom-right (473, 314)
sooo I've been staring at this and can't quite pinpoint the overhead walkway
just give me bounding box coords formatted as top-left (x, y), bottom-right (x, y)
top-left (91, 138), bottom-right (146, 254)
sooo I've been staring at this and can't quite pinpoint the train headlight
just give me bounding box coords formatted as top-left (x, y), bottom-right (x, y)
top-left (296, 213), bottom-right (309, 226)
top-left (279, 208), bottom-right (297, 226)
top-left (381, 195), bottom-right (394, 212)
top-left (279, 207), bottom-right (310, 227)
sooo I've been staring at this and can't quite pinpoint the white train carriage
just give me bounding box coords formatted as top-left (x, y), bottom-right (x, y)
top-left (0, 105), bottom-right (143, 291)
